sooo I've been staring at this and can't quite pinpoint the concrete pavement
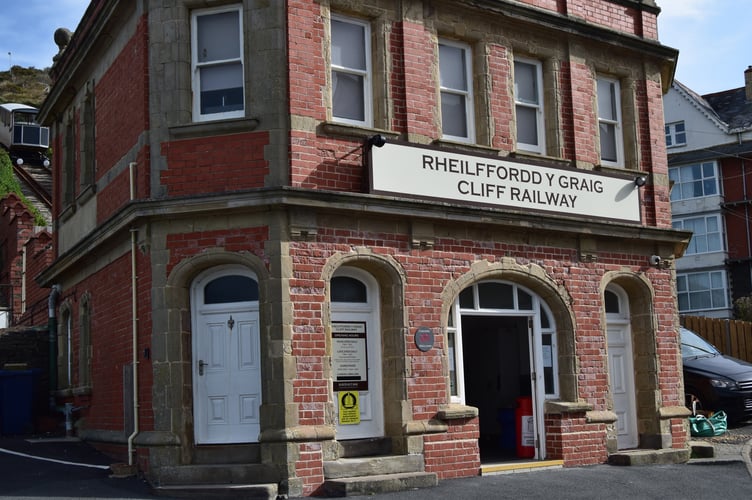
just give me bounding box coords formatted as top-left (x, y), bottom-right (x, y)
top-left (0, 432), bottom-right (751, 499)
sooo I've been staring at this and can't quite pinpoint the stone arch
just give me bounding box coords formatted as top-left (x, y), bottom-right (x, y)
top-left (441, 258), bottom-right (577, 401)
top-left (159, 250), bottom-right (270, 454)
top-left (601, 271), bottom-right (661, 448)
top-left (321, 249), bottom-right (408, 450)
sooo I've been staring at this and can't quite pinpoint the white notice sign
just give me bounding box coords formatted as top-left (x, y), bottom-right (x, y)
top-left (369, 141), bottom-right (641, 223)
top-left (332, 322), bottom-right (368, 391)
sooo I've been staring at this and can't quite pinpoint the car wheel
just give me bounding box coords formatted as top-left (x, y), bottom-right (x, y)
top-left (685, 389), bottom-right (706, 415)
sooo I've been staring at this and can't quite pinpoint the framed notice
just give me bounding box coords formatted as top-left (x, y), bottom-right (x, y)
top-left (332, 322), bottom-right (368, 391)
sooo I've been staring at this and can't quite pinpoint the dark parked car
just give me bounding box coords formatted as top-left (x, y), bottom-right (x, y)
top-left (681, 327), bottom-right (752, 423)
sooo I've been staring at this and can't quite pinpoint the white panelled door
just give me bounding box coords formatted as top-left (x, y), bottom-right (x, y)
top-left (192, 268), bottom-right (261, 445)
top-left (607, 324), bottom-right (638, 449)
top-left (194, 309), bottom-right (261, 444)
top-left (332, 269), bottom-right (384, 440)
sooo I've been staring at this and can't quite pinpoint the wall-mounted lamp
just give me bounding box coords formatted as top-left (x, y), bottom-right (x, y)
top-left (649, 255), bottom-right (661, 266)
top-left (367, 134), bottom-right (386, 148)
top-left (634, 175), bottom-right (647, 187)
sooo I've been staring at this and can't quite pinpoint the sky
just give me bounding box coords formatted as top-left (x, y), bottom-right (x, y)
top-left (0, 0), bottom-right (748, 96)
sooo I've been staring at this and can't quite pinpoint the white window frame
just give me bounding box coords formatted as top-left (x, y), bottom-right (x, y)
top-left (439, 39), bottom-right (475, 143)
top-left (676, 271), bottom-right (728, 313)
top-left (669, 161), bottom-right (719, 201)
top-left (191, 5), bottom-right (245, 122)
top-left (330, 14), bottom-right (373, 127)
top-left (665, 121), bottom-right (686, 148)
top-left (672, 215), bottom-right (723, 255)
top-left (514, 58), bottom-right (545, 154)
top-left (596, 76), bottom-right (624, 167)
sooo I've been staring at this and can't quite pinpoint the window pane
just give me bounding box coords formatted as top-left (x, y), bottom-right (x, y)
top-left (333, 71), bottom-right (365, 121)
top-left (604, 290), bottom-right (620, 314)
top-left (517, 289), bottom-right (533, 310)
top-left (681, 164), bottom-right (700, 182)
top-left (197, 10), bottom-right (240, 62)
top-left (540, 306), bottom-right (550, 328)
top-left (439, 44), bottom-right (467, 91)
top-left (688, 273), bottom-right (709, 289)
top-left (441, 92), bottom-right (468, 137)
top-left (205, 275), bottom-right (258, 304)
top-left (478, 282), bottom-right (514, 309)
top-left (711, 289), bottom-right (726, 308)
top-left (689, 291), bottom-right (711, 310)
top-left (708, 233), bottom-right (721, 252)
top-left (597, 79), bottom-right (616, 120)
top-left (332, 276), bottom-right (367, 303)
top-left (703, 179), bottom-right (717, 195)
top-left (516, 106), bottom-right (538, 145)
top-left (332, 20), bottom-right (366, 70)
top-left (677, 275), bottom-right (687, 292)
top-left (459, 287), bottom-right (475, 309)
top-left (599, 122), bottom-right (617, 162)
top-left (514, 62), bottom-right (537, 104)
top-left (448, 331), bottom-right (457, 395)
top-left (678, 293), bottom-right (689, 311)
top-left (200, 64), bottom-right (244, 114)
top-left (710, 271), bottom-right (723, 288)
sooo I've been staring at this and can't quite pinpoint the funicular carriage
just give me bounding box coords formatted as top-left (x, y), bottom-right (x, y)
top-left (0, 103), bottom-right (50, 166)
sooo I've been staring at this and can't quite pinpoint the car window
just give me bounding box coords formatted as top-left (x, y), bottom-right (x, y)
top-left (680, 327), bottom-right (720, 358)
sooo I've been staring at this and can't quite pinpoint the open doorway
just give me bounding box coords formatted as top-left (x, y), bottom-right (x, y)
top-left (449, 280), bottom-right (557, 463)
top-left (462, 315), bottom-right (531, 462)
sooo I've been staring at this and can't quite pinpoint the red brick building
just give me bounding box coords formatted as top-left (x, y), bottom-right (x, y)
top-left (37, 0), bottom-right (690, 496)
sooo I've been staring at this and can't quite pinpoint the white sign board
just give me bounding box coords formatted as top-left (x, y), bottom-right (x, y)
top-left (332, 322), bottom-right (368, 391)
top-left (369, 142), bottom-right (641, 223)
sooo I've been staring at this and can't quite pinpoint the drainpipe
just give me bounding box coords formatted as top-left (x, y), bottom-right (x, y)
top-left (127, 162), bottom-right (139, 467)
top-left (47, 284), bottom-right (61, 410)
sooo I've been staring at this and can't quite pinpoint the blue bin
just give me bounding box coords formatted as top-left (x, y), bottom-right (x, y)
top-left (0, 370), bottom-right (34, 435)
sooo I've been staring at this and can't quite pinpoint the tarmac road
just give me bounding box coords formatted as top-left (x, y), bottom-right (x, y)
top-left (0, 430), bottom-right (751, 500)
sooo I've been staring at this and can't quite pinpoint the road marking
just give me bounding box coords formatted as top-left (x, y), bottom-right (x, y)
top-left (0, 447), bottom-right (110, 469)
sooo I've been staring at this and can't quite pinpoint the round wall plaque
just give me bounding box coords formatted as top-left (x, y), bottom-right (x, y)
top-left (414, 326), bottom-right (434, 352)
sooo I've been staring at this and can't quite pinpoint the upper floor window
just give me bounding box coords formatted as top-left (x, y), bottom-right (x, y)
top-left (596, 76), bottom-right (624, 167)
top-left (191, 5), bottom-right (244, 122)
top-left (672, 215), bottom-right (723, 254)
top-left (514, 58), bottom-right (545, 154)
top-left (439, 39), bottom-right (474, 143)
top-left (677, 271), bottom-right (728, 313)
top-left (669, 162), bottom-right (718, 201)
top-left (331, 15), bottom-right (372, 126)
top-left (665, 121), bottom-right (686, 148)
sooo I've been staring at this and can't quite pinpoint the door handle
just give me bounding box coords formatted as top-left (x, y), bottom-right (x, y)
top-left (198, 359), bottom-right (208, 376)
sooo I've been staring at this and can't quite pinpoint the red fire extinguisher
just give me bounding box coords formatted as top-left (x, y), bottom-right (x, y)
top-left (515, 396), bottom-right (535, 458)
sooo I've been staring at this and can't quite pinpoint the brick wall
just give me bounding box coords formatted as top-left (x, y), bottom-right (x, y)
top-left (160, 132), bottom-right (270, 196)
top-left (60, 248), bottom-right (153, 434)
top-left (95, 14), bottom-right (149, 184)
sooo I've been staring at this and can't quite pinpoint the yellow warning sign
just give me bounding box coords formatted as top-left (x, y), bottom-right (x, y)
top-left (338, 391), bottom-right (360, 425)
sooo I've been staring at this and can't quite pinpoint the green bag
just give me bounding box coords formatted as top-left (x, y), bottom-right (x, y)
top-left (689, 411), bottom-right (728, 437)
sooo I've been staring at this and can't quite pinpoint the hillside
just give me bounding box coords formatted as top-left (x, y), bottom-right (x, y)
top-left (0, 66), bottom-right (50, 108)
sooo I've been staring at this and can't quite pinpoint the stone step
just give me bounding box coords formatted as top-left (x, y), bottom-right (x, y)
top-left (607, 447), bottom-right (690, 466)
top-left (323, 471), bottom-right (438, 497)
top-left (156, 463), bottom-right (280, 486)
top-left (324, 454), bottom-right (425, 479)
top-left (339, 437), bottom-right (392, 457)
top-left (152, 482), bottom-right (278, 499)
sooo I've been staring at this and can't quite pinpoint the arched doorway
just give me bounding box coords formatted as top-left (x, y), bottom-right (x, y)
top-left (331, 267), bottom-right (384, 440)
top-left (190, 265), bottom-right (261, 444)
top-left (605, 284), bottom-right (638, 449)
top-left (448, 280), bottom-right (557, 461)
